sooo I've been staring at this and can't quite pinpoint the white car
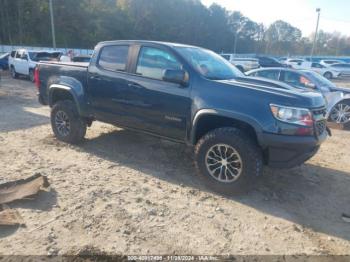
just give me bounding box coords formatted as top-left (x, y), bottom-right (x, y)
top-left (220, 54), bottom-right (259, 72)
top-left (9, 49), bottom-right (62, 81)
top-left (295, 61), bottom-right (341, 79)
top-left (329, 63), bottom-right (350, 77)
top-left (284, 58), bottom-right (306, 68)
top-left (320, 59), bottom-right (345, 67)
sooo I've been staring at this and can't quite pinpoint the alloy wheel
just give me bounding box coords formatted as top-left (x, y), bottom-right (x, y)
top-left (205, 143), bottom-right (243, 183)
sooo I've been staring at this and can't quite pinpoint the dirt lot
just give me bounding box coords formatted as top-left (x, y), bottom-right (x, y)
top-left (0, 72), bottom-right (350, 256)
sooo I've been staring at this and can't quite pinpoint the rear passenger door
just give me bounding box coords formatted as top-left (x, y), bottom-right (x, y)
top-left (87, 44), bottom-right (135, 126)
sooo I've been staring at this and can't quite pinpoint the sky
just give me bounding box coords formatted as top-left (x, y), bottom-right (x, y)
top-left (201, 0), bottom-right (350, 37)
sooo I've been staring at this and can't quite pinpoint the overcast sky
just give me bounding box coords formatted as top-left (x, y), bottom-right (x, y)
top-left (202, 0), bottom-right (350, 37)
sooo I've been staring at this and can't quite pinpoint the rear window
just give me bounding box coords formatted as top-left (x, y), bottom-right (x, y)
top-left (98, 45), bottom-right (129, 72)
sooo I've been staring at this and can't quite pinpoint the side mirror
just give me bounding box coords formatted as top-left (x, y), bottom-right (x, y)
top-left (22, 55), bottom-right (28, 61)
top-left (162, 69), bottom-right (188, 86)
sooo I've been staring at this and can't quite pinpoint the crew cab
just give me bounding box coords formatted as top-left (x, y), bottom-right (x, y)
top-left (9, 49), bottom-right (61, 81)
top-left (35, 40), bottom-right (328, 194)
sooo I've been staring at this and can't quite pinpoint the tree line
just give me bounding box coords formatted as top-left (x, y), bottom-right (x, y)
top-left (1, 0), bottom-right (350, 56)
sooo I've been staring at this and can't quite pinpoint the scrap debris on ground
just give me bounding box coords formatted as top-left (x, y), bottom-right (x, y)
top-left (0, 173), bottom-right (50, 226)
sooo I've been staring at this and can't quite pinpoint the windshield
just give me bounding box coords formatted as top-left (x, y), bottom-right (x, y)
top-left (29, 52), bottom-right (62, 62)
top-left (303, 71), bottom-right (336, 91)
top-left (175, 47), bottom-right (244, 80)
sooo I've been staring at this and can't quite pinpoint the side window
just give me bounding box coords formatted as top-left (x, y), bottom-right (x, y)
top-left (312, 63), bottom-right (323, 68)
top-left (10, 51), bottom-right (16, 58)
top-left (283, 71), bottom-right (312, 88)
top-left (15, 51), bottom-right (22, 58)
top-left (136, 47), bottom-right (182, 81)
top-left (98, 45), bottom-right (129, 72)
top-left (257, 70), bottom-right (279, 80)
top-left (21, 52), bottom-right (28, 60)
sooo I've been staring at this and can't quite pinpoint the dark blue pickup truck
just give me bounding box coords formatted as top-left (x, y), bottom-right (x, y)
top-left (36, 40), bottom-right (328, 194)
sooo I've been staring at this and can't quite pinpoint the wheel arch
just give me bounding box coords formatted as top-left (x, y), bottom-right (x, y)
top-left (190, 109), bottom-right (263, 146)
top-left (49, 84), bottom-right (81, 113)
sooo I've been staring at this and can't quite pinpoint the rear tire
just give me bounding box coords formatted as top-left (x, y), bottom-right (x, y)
top-left (323, 72), bottom-right (332, 79)
top-left (194, 127), bottom-right (263, 195)
top-left (29, 69), bottom-right (34, 82)
top-left (10, 66), bottom-right (18, 79)
top-left (51, 100), bottom-right (87, 144)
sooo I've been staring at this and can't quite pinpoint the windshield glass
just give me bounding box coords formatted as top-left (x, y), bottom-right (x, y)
top-left (175, 47), bottom-right (244, 80)
top-left (303, 71), bottom-right (336, 91)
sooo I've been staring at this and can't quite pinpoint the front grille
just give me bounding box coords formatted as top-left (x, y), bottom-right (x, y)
top-left (312, 107), bottom-right (327, 136)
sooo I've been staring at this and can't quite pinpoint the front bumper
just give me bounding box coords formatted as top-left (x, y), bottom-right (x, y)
top-left (260, 131), bottom-right (327, 168)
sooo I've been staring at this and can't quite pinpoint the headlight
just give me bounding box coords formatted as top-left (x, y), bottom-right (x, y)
top-left (270, 104), bottom-right (313, 127)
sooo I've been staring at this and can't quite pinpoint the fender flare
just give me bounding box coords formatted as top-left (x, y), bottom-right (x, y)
top-left (190, 109), bottom-right (264, 145)
top-left (48, 84), bottom-right (82, 113)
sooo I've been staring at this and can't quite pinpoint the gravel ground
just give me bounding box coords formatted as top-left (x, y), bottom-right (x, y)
top-left (0, 72), bottom-right (350, 256)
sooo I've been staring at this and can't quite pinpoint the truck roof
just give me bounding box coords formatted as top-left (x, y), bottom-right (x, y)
top-left (97, 40), bottom-right (198, 49)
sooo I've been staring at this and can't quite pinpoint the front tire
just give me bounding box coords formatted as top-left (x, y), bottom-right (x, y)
top-left (10, 66), bottom-right (18, 79)
top-left (194, 127), bottom-right (262, 195)
top-left (323, 72), bottom-right (332, 79)
top-left (29, 69), bottom-right (35, 82)
top-left (51, 100), bottom-right (87, 144)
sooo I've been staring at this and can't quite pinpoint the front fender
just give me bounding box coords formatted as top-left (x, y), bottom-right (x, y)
top-left (190, 108), bottom-right (264, 145)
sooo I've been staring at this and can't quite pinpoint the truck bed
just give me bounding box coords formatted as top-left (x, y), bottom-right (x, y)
top-left (37, 61), bottom-right (89, 105)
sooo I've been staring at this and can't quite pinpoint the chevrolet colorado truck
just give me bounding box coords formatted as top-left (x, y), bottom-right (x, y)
top-left (35, 40), bottom-right (328, 194)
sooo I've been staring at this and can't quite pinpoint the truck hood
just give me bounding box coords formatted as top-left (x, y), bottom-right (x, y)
top-left (217, 76), bottom-right (326, 109)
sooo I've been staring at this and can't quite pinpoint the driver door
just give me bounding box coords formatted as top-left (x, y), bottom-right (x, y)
top-left (123, 45), bottom-right (191, 140)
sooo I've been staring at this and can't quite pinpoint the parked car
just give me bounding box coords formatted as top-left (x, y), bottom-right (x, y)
top-left (295, 62), bottom-right (341, 79)
top-left (320, 59), bottom-right (345, 67)
top-left (329, 63), bottom-right (350, 77)
top-left (284, 58), bottom-right (306, 68)
top-left (0, 53), bottom-right (9, 70)
top-left (72, 55), bottom-right (91, 63)
top-left (256, 56), bottom-right (286, 68)
top-left (35, 40), bottom-right (327, 194)
top-left (246, 67), bottom-right (350, 126)
top-left (9, 49), bottom-right (62, 81)
top-left (220, 54), bottom-right (259, 72)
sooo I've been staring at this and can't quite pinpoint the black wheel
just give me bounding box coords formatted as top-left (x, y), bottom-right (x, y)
top-left (29, 69), bottom-right (35, 82)
top-left (323, 72), bottom-right (332, 79)
top-left (10, 66), bottom-right (18, 79)
top-left (194, 127), bottom-right (263, 195)
top-left (51, 100), bottom-right (87, 144)
top-left (236, 66), bottom-right (244, 73)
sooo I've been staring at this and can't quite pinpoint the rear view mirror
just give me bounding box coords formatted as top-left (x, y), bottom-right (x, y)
top-left (163, 69), bottom-right (188, 86)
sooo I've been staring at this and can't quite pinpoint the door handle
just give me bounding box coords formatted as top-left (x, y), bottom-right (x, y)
top-left (128, 83), bottom-right (142, 89)
top-left (90, 75), bottom-right (101, 80)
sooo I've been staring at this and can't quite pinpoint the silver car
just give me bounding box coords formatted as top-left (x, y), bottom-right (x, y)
top-left (246, 68), bottom-right (350, 126)
top-left (329, 63), bottom-right (350, 77)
